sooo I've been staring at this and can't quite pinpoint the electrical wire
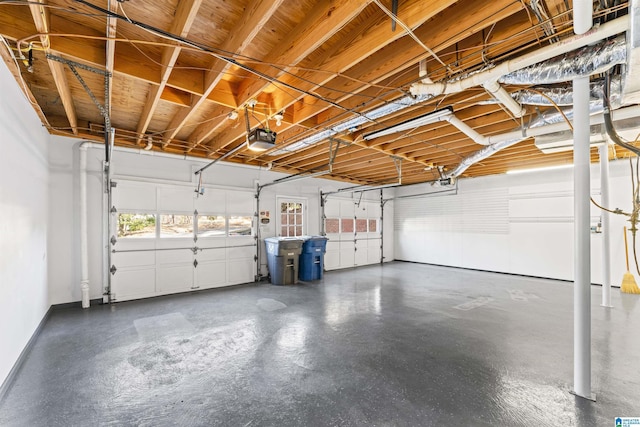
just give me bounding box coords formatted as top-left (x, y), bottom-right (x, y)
top-left (371, 0), bottom-right (453, 75)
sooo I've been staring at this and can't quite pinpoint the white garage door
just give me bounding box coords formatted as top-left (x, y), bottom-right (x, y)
top-left (323, 196), bottom-right (381, 270)
top-left (109, 180), bottom-right (256, 302)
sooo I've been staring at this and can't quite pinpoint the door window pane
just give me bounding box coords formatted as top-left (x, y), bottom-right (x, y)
top-left (341, 218), bottom-right (354, 233)
top-left (325, 218), bottom-right (340, 233)
top-left (160, 214), bottom-right (194, 238)
top-left (368, 219), bottom-right (377, 233)
top-left (197, 215), bottom-right (226, 237)
top-left (117, 213), bottom-right (156, 239)
top-left (229, 216), bottom-right (253, 236)
top-left (355, 219), bottom-right (367, 233)
top-left (280, 201), bottom-right (304, 237)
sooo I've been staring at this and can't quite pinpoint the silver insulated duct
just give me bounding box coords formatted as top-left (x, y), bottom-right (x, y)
top-left (499, 35), bottom-right (626, 85)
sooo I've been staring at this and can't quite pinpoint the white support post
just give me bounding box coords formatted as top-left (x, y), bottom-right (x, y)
top-left (599, 144), bottom-right (613, 308)
top-left (573, 76), bottom-right (592, 400)
top-left (80, 144), bottom-right (90, 308)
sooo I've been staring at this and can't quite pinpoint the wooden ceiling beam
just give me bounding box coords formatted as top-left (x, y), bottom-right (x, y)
top-left (289, 0), bottom-right (524, 128)
top-left (0, 41), bottom-right (50, 127)
top-left (28, 0), bottom-right (78, 135)
top-left (135, 0), bottom-right (203, 145)
top-left (195, 0), bottom-right (371, 151)
top-left (240, 0), bottom-right (526, 170)
top-left (105, 1), bottom-right (117, 118)
top-left (162, 0), bottom-right (285, 149)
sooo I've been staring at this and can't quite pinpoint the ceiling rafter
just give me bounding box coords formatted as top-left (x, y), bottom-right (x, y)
top-left (28, 0), bottom-right (78, 135)
top-left (161, 0), bottom-right (285, 149)
top-left (189, 0), bottom-right (371, 150)
top-left (134, 0), bottom-right (203, 145)
top-left (227, 0), bottom-right (525, 167)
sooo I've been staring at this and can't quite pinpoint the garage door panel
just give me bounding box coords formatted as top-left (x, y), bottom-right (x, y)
top-left (113, 250), bottom-right (155, 268)
top-left (227, 245), bottom-right (255, 260)
top-left (156, 248), bottom-right (193, 264)
top-left (195, 189), bottom-right (226, 213)
top-left (113, 182), bottom-right (156, 211)
top-left (228, 259), bottom-right (254, 284)
top-left (112, 268), bottom-right (156, 301)
top-left (159, 187), bottom-right (195, 213)
top-left (355, 245), bottom-right (368, 266)
top-left (195, 262), bottom-right (227, 288)
top-left (157, 265), bottom-right (194, 293)
top-left (198, 247), bottom-right (226, 262)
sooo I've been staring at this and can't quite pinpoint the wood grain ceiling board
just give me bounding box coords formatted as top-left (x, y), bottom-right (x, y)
top-left (0, 0), bottom-right (635, 185)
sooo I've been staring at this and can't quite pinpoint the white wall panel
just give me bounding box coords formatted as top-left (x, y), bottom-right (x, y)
top-left (0, 59), bottom-right (51, 388)
top-left (394, 164), bottom-right (633, 283)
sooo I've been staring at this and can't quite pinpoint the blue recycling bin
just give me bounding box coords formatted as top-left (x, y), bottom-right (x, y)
top-left (298, 236), bottom-right (328, 281)
top-left (264, 237), bottom-right (304, 285)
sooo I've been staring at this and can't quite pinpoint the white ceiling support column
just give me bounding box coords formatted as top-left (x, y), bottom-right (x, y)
top-left (599, 144), bottom-right (613, 308)
top-left (79, 143), bottom-right (90, 309)
top-left (573, 75), bottom-right (593, 400)
top-left (573, 0), bottom-right (593, 35)
top-left (572, 0), bottom-right (594, 400)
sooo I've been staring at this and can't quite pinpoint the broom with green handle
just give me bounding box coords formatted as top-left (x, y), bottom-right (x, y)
top-left (621, 226), bottom-right (640, 294)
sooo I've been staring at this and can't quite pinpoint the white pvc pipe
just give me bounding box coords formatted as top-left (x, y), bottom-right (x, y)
top-left (446, 115), bottom-right (488, 145)
top-left (486, 105), bottom-right (640, 144)
top-left (79, 143), bottom-right (90, 309)
top-left (573, 76), bottom-right (592, 399)
top-left (483, 80), bottom-right (526, 118)
top-left (409, 16), bottom-right (628, 97)
top-left (574, 0), bottom-right (593, 35)
top-left (599, 143), bottom-right (612, 308)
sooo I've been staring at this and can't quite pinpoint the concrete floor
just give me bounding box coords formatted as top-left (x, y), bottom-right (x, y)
top-left (1, 262), bottom-right (639, 426)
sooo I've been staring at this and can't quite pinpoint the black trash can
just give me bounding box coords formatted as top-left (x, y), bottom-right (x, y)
top-left (299, 236), bottom-right (328, 281)
top-left (264, 237), bottom-right (304, 285)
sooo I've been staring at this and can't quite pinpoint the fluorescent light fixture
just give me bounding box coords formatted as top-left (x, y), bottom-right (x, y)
top-left (363, 107), bottom-right (453, 140)
top-left (506, 164), bottom-right (574, 175)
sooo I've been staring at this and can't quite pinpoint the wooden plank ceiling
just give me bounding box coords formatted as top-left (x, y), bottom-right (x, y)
top-left (0, 0), bottom-right (632, 185)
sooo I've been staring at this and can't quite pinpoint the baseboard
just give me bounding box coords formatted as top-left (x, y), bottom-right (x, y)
top-left (393, 259), bottom-right (620, 288)
top-left (51, 298), bottom-right (103, 310)
top-left (0, 304), bottom-right (53, 403)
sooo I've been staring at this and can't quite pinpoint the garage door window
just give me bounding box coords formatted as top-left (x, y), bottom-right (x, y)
top-left (117, 213), bottom-right (156, 239)
top-left (197, 215), bottom-right (226, 237)
top-left (228, 215), bottom-right (253, 236)
top-left (160, 214), bottom-right (194, 238)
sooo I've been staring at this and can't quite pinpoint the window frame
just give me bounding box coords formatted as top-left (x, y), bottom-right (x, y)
top-left (115, 211), bottom-right (158, 240)
top-left (277, 197), bottom-right (307, 237)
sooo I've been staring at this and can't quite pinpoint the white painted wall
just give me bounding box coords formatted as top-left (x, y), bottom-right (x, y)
top-left (47, 138), bottom-right (395, 303)
top-left (394, 162), bottom-right (633, 284)
top-left (0, 59), bottom-right (50, 387)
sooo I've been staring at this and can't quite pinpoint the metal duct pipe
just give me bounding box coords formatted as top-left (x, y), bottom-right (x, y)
top-left (446, 104), bottom-right (640, 178)
top-left (500, 36), bottom-right (626, 85)
top-left (482, 80), bottom-right (526, 118)
top-left (484, 76), bottom-right (623, 107)
top-left (409, 16), bottom-right (628, 97)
